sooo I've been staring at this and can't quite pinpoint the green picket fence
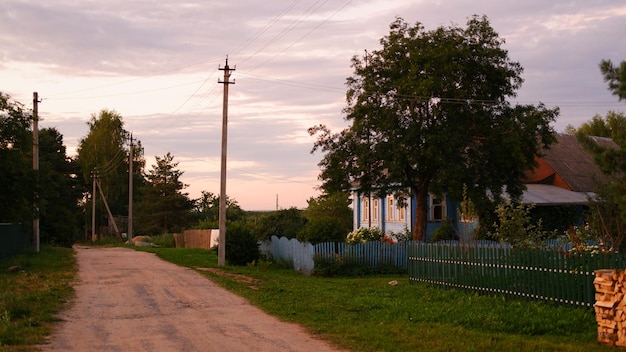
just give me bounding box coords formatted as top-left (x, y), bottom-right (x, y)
top-left (408, 242), bottom-right (626, 307)
top-left (314, 241), bottom-right (408, 268)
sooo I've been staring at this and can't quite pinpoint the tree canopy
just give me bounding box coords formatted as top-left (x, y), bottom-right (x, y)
top-left (77, 109), bottom-right (135, 215)
top-left (134, 152), bottom-right (194, 235)
top-left (38, 127), bottom-right (82, 246)
top-left (600, 59), bottom-right (626, 101)
top-left (310, 16), bottom-right (557, 240)
top-left (298, 193), bottom-right (353, 244)
top-left (0, 92), bottom-right (35, 224)
top-left (193, 191), bottom-right (244, 228)
top-left (565, 111), bottom-right (626, 148)
top-left (566, 59), bottom-right (626, 252)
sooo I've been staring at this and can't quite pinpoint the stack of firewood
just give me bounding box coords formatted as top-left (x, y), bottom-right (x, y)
top-left (594, 269), bottom-right (626, 347)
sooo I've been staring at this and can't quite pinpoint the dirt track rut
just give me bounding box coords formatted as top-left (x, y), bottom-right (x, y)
top-left (40, 246), bottom-right (342, 352)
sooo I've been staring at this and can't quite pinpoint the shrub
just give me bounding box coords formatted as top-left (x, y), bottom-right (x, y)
top-left (430, 219), bottom-right (458, 242)
top-left (489, 202), bottom-right (556, 249)
top-left (346, 227), bottom-right (385, 244)
top-left (225, 222), bottom-right (260, 266)
top-left (312, 253), bottom-right (406, 277)
top-left (150, 233), bottom-right (176, 248)
top-left (297, 217), bottom-right (347, 244)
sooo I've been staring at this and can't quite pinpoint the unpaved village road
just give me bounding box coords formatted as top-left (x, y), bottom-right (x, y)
top-left (40, 246), bottom-right (344, 352)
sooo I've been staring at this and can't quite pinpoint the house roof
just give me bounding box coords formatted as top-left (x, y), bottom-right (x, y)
top-left (524, 133), bottom-right (617, 192)
top-left (522, 184), bottom-right (592, 205)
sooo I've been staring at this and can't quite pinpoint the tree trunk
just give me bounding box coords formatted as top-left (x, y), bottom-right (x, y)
top-left (412, 179), bottom-right (430, 241)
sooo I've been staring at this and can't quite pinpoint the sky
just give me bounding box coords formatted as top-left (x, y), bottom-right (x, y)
top-left (2, 0), bottom-right (625, 211)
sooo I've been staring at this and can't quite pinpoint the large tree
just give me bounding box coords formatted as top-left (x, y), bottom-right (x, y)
top-left (310, 16), bottom-right (557, 240)
top-left (135, 153), bottom-right (194, 235)
top-left (77, 110), bottom-right (131, 213)
top-left (0, 93), bottom-right (35, 224)
top-left (76, 109), bottom-right (144, 236)
top-left (38, 127), bottom-right (83, 246)
top-left (193, 191), bottom-right (244, 228)
top-left (567, 60), bottom-right (626, 252)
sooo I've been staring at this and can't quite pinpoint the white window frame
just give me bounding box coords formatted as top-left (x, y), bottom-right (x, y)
top-left (387, 195), bottom-right (395, 221)
top-left (372, 198), bottom-right (379, 222)
top-left (430, 195), bottom-right (446, 222)
top-left (398, 197), bottom-right (406, 222)
top-left (362, 197), bottom-right (369, 222)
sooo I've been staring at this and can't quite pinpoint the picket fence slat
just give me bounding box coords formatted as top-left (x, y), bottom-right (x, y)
top-left (407, 242), bottom-right (626, 307)
top-left (266, 236), bottom-right (409, 276)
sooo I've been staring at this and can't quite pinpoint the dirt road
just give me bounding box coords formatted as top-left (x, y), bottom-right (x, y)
top-left (40, 246), bottom-right (343, 351)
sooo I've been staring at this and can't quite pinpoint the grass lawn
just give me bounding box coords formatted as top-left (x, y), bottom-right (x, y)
top-left (0, 245), bottom-right (613, 351)
top-left (139, 247), bottom-right (612, 352)
top-left (0, 246), bottom-right (76, 351)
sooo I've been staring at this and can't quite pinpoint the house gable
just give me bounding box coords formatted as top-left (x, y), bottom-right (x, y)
top-left (523, 133), bottom-right (616, 193)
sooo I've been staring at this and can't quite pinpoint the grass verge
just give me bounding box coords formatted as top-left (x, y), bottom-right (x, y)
top-left (0, 247), bottom-right (76, 351)
top-left (138, 247), bottom-right (611, 352)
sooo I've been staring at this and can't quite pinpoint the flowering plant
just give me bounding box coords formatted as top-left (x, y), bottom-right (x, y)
top-left (346, 227), bottom-right (385, 244)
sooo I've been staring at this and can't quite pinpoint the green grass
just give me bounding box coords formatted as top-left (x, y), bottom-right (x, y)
top-left (0, 246), bottom-right (76, 351)
top-left (138, 247), bottom-right (612, 352)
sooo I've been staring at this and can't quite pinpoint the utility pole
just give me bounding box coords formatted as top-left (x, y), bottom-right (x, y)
top-left (32, 92), bottom-right (40, 253)
top-left (128, 134), bottom-right (134, 245)
top-left (91, 169), bottom-right (97, 241)
top-left (217, 57), bottom-right (235, 266)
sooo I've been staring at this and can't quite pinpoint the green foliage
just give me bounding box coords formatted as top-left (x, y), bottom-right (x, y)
top-left (346, 227), bottom-right (385, 244)
top-left (252, 207), bottom-right (306, 241)
top-left (600, 59), bottom-right (626, 101)
top-left (225, 222), bottom-right (260, 266)
top-left (312, 253), bottom-right (406, 277)
top-left (134, 153), bottom-right (195, 235)
top-left (567, 64), bottom-right (626, 252)
top-left (193, 191), bottom-right (244, 228)
top-left (77, 109), bottom-right (139, 217)
top-left (0, 92), bottom-right (36, 224)
top-left (529, 205), bottom-right (579, 235)
top-left (310, 16), bottom-right (557, 241)
top-left (297, 193), bottom-right (353, 244)
top-left (585, 187), bottom-right (626, 252)
top-left (430, 219), bottom-right (458, 242)
top-left (38, 128), bottom-right (83, 246)
top-left (489, 202), bottom-right (556, 249)
top-left (149, 233), bottom-right (176, 248)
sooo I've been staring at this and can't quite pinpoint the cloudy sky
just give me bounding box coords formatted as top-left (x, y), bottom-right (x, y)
top-left (2, 0), bottom-right (625, 210)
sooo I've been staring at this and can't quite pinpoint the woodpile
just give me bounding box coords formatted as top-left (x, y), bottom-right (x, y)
top-left (594, 269), bottom-right (626, 347)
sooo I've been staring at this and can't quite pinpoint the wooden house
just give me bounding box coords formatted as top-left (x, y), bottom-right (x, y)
top-left (351, 133), bottom-right (618, 241)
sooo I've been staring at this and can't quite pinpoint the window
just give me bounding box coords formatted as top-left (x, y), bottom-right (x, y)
top-left (372, 199), bottom-right (379, 221)
top-left (398, 197), bottom-right (406, 222)
top-left (430, 195), bottom-right (446, 221)
top-left (362, 197), bottom-right (369, 222)
top-left (387, 195), bottom-right (394, 221)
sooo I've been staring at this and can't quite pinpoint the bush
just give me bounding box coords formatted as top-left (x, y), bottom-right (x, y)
top-left (430, 219), bottom-right (458, 242)
top-left (225, 222), bottom-right (260, 266)
top-left (297, 217), bottom-right (347, 244)
top-left (346, 227), bottom-right (385, 244)
top-left (150, 233), bottom-right (176, 248)
top-left (312, 253), bottom-right (406, 277)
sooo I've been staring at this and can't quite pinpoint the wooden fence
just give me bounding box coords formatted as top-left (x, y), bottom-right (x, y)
top-left (174, 229), bottom-right (217, 249)
top-left (314, 241), bottom-right (408, 268)
top-left (266, 236), bottom-right (408, 275)
top-left (408, 242), bottom-right (626, 307)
